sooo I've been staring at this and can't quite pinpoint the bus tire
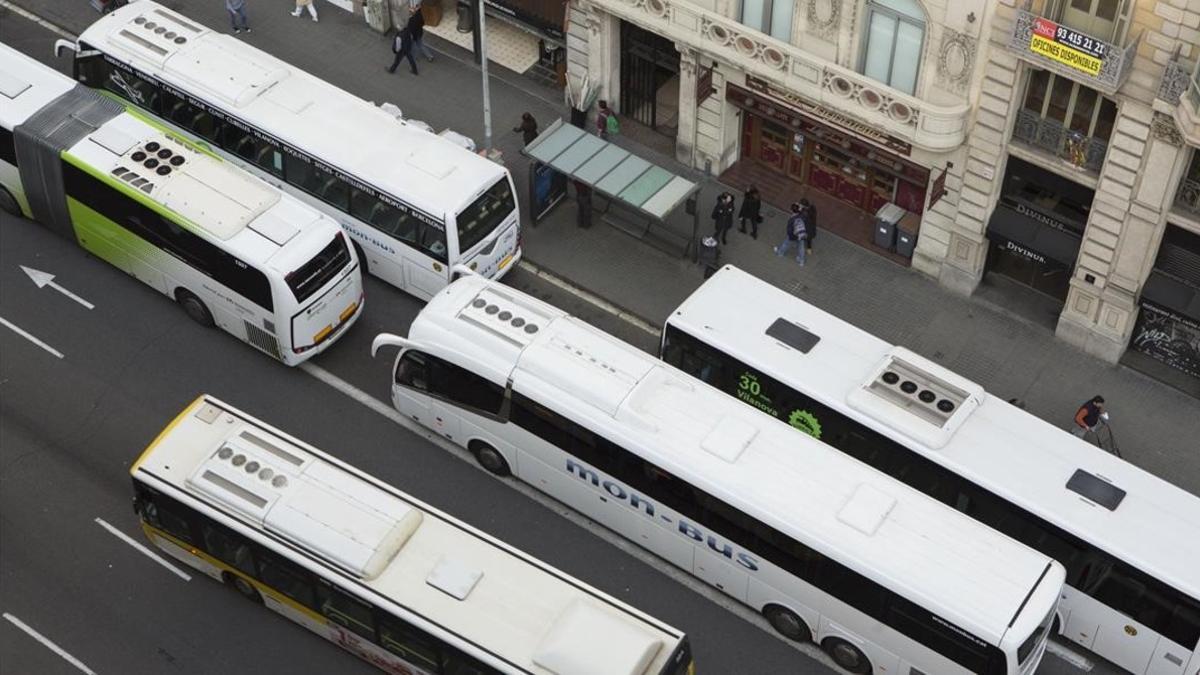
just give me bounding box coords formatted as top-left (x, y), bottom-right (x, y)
top-left (352, 242), bottom-right (368, 276)
top-left (177, 290), bottom-right (214, 328)
top-left (225, 573), bottom-right (262, 605)
top-left (470, 441), bottom-right (510, 477)
top-left (0, 186), bottom-right (19, 216)
top-left (763, 604), bottom-right (810, 642)
top-left (822, 638), bottom-right (871, 674)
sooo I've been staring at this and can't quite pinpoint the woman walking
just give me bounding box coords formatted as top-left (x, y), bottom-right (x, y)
top-left (738, 185), bottom-right (761, 239)
top-left (291, 0), bottom-right (318, 21)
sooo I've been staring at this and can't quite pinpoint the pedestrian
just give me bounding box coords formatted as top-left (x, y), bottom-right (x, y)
top-left (513, 112), bottom-right (539, 146)
top-left (290, 0), bottom-right (317, 21)
top-left (574, 180), bottom-right (593, 229)
top-left (775, 202), bottom-right (807, 266)
top-left (800, 197), bottom-right (817, 252)
top-left (596, 100), bottom-right (618, 140)
top-left (225, 0), bottom-right (250, 33)
top-left (738, 185), bottom-right (761, 239)
top-left (407, 4), bottom-right (434, 62)
top-left (386, 25), bottom-right (418, 75)
top-left (711, 192), bottom-right (735, 245)
top-left (1070, 395), bottom-right (1105, 438)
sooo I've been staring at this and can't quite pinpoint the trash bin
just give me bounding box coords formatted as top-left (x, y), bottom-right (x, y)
top-left (895, 211), bottom-right (919, 258)
top-left (873, 202), bottom-right (905, 251)
top-left (699, 236), bottom-right (720, 278)
top-left (456, 0), bottom-right (473, 32)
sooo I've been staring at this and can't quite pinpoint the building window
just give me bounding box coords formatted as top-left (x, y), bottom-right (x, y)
top-left (1175, 150), bottom-right (1200, 218)
top-left (740, 0), bottom-right (793, 42)
top-left (1060, 0), bottom-right (1125, 43)
top-left (1013, 70), bottom-right (1116, 173)
top-left (861, 0), bottom-right (925, 95)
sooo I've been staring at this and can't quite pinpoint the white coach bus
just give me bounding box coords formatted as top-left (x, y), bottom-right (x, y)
top-left (661, 264), bottom-right (1200, 675)
top-left (372, 272), bottom-right (1066, 675)
top-left (132, 394), bottom-right (695, 675)
top-left (1, 42), bottom-right (361, 365)
top-left (57, 0), bottom-right (520, 301)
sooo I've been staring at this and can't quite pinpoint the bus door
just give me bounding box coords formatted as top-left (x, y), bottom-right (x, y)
top-left (391, 350), bottom-right (461, 442)
top-left (393, 210), bottom-right (448, 301)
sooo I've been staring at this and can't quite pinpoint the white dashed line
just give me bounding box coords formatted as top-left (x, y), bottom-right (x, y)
top-left (94, 517), bottom-right (192, 582)
top-left (0, 316), bottom-right (64, 359)
top-left (0, 0), bottom-right (78, 39)
top-left (3, 613), bottom-right (96, 675)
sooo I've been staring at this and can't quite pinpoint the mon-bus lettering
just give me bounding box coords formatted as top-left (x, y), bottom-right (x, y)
top-left (566, 459), bottom-right (759, 571)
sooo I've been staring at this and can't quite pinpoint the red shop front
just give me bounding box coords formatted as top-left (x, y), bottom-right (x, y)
top-left (727, 79), bottom-right (930, 217)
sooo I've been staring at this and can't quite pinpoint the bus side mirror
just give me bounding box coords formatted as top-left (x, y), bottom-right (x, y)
top-left (450, 263), bottom-right (476, 282)
top-left (371, 333), bottom-right (413, 358)
top-left (54, 39), bottom-right (79, 59)
top-left (132, 495), bottom-right (145, 517)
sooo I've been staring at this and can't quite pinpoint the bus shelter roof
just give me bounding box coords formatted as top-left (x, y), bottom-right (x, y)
top-left (522, 119), bottom-right (699, 222)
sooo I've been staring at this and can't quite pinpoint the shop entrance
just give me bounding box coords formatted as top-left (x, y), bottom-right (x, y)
top-left (619, 22), bottom-right (680, 135)
top-left (984, 157), bottom-right (1089, 307)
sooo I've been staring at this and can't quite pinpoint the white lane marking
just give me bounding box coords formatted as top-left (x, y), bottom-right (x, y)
top-left (301, 362), bottom-right (842, 668)
top-left (515, 260), bottom-right (661, 337)
top-left (0, 316), bottom-right (64, 359)
top-left (94, 518), bottom-right (192, 582)
top-left (21, 266), bottom-right (95, 310)
top-left (1046, 639), bottom-right (1094, 671)
top-left (2, 613), bottom-right (97, 675)
top-left (0, 0), bottom-right (78, 39)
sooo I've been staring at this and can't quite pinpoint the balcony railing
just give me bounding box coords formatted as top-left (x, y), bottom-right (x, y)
top-left (1157, 57), bottom-right (1193, 107)
top-left (1006, 7), bottom-right (1139, 95)
top-left (585, 0), bottom-right (969, 152)
top-left (1012, 108), bottom-right (1108, 174)
top-left (1176, 176), bottom-right (1200, 218)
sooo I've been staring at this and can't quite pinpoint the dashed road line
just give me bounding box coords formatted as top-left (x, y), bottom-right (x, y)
top-left (3, 613), bottom-right (96, 675)
top-left (94, 517), bottom-right (192, 582)
top-left (0, 0), bottom-right (78, 39)
top-left (0, 316), bottom-right (64, 359)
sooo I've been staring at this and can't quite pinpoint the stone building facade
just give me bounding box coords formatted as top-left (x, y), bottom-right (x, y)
top-left (564, 0), bottom-right (1200, 392)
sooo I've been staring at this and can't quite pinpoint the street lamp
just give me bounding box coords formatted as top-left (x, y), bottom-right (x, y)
top-left (478, 0), bottom-right (492, 153)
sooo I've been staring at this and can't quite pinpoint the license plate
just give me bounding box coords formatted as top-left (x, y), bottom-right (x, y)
top-left (498, 253), bottom-right (513, 270)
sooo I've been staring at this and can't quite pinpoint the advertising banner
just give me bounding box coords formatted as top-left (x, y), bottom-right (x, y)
top-left (1029, 17), bottom-right (1106, 76)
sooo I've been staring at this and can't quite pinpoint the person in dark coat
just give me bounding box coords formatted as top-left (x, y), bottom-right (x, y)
top-left (574, 180), bottom-right (593, 228)
top-left (711, 192), bottom-right (735, 245)
top-left (800, 197), bottom-right (817, 252)
top-left (513, 112), bottom-right (539, 146)
top-left (386, 26), bottom-right (418, 75)
top-left (408, 3), bottom-right (434, 61)
top-left (738, 185), bottom-right (762, 239)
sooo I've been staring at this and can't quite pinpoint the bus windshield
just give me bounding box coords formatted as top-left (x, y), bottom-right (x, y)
top-left (287, 231), bottom-right (351, 302)
top-left (456, 177), bottom-right (514, 254)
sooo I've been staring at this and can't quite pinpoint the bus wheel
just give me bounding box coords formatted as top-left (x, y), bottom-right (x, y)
top-left (0, 186), bottom-right (19, 216)
top-left (822, 638), bottom-right (870, 674)
top-left (763, 605), bottom-right (810, 642)
top-left (225, 573), bottom-right (262, 605)
top-left (177, 290), bottom-right (214, 328)
top-left (352, 242), bottom-right (368, 276)
top-left (470, 441), bottom-right (510, 477)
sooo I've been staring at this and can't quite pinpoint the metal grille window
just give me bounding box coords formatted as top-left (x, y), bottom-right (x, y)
top-left (860, 0), bottom-right (925, 95)
top-left (1013, 69), bottom-right (1116, 173)
top-left (739, 0), bottom-right (793, 41)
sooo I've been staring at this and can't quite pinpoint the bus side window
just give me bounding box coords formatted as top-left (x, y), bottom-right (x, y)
top-left (73, 48), bottom-right (109, 87)
top-left (138, 490), bottom-right (198, 545)
top-left (428, 357), bottom-right (504, 416)
top-left (200, 521), bottom-right (257, 577)
top-left (284, 153), bottom-right (322, 196)
top-left (396, 351), bottom-right (430, 390)
top-left (378, 614), bottom-right (441, 672)
top-left (255, 549), bottom-right (317, 609)
top-left (313, 167), bottom-right (350, 212)
top-left (418, 222), bottom-right (448, 263)
top-left (350, 189), bottom-right (405, 240)
top-left (316, 582), bottom-right (377, 642)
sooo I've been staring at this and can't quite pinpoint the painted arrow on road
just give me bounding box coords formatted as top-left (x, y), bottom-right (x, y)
top-left (20, 266), bottom-right (95, 310)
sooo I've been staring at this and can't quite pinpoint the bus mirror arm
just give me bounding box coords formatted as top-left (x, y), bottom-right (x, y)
top-left (450, 263), bottom-right (478, 282)
top-left (54, 39), bottom-right (79, 59)
top-left (371, 333), bottom-right (414, 358)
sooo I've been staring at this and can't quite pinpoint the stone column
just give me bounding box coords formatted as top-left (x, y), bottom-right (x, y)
top-left (938, 24), bottom-right (1024, 296)
top-left (675, 45), bottom-right (700, 167)
top-left (1056, 110), bottom-right (1190, 362)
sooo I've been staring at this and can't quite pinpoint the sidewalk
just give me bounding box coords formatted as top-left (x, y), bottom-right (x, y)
top-left (23, 0), bottom-right (1198, 494)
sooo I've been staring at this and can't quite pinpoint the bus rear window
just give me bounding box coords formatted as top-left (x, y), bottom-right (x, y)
top-left (287, 231), bottom-right (350, 303)
top-left (456, 177), bottom-right (514, 255)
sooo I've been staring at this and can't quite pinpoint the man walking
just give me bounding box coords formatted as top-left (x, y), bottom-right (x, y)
top-left (386, 26), bottom-right (418, 75)
top-left (800, 197), bottom-right (817, 253)
top-left (513, 112), bottom-right (539, 146)
top-left (226, 0), bottom-right (251, 33)
top-left (775, 202), bottom-right (807, 266)
top-left (407, 5), bottom-right (434, 62)
top-left (710, 192), bottom-right (735, 245)
top-left (290, 0), bottom-right (318, 21)
top-left (738, 185), bottom-right (761, 239)
top-left (1071, 395), bottom-right (1105, 438)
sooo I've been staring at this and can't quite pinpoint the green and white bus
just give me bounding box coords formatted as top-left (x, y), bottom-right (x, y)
top-left (1, 42), bottom-right (363, 365)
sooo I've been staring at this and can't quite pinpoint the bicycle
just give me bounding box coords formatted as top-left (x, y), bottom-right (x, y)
top-left (1081, 412), bottom-right (1122, 458)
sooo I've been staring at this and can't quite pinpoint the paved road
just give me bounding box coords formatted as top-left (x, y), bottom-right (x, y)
top-left (0, 4), bottom-right (1121, 675)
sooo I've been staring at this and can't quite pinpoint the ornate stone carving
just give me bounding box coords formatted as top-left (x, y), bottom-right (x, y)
top-left (1150, 112), bottom-right (1184, 147)
top-left (936, 28), bottom-right (975, 94)
top-left (805, 0), bottom-right (841, 40)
